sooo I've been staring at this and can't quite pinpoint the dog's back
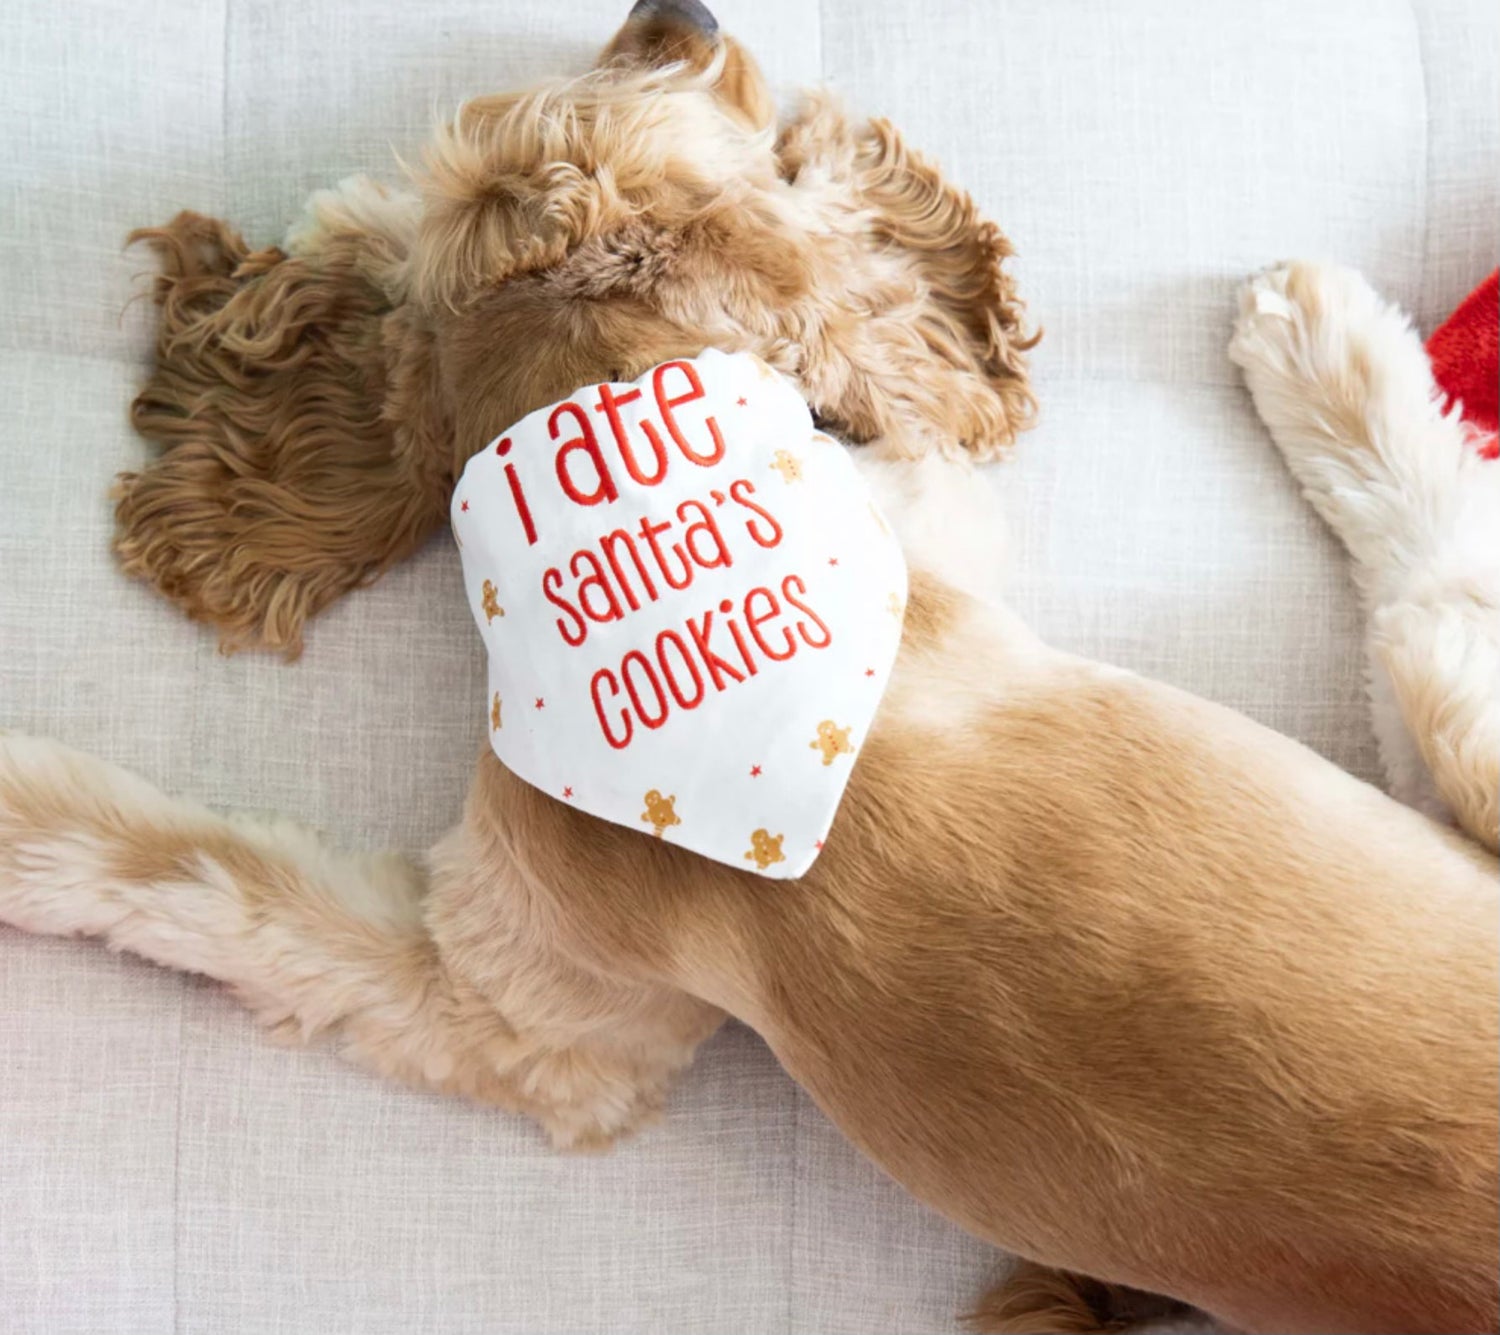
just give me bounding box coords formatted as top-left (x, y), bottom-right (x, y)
top-left (498, 578), bottom-right (1499, 1332)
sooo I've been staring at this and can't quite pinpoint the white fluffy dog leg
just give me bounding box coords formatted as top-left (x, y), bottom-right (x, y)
top-left (1369, 593), bottom-right (1499, 850)
top-left (0, 732), bottom-right (421, 971)
top-left (0, 732), bottom-right (525, 1092)
top-left (1230, 262), bottom-right (1500, 849)
top-left (0, 733), bottom-right (710, 1144)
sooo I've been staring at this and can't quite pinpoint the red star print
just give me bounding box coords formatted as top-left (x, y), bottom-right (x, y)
top-left (864, 668), bottom-right (875, 677)
top-left (815, 839), bottom-right (824, 850)
top-left (534, 697), bottom-right (545, 710)
top-left (736, 396), bottom-right (747, 407)
top-left (460, 499), bottom-right (469, 512)
top-left (828, 557), bottom-right (839, 567)
top-left (562, 786), bottom-right (574, 799)
top-left (749, 765), bottom-right (762, 777)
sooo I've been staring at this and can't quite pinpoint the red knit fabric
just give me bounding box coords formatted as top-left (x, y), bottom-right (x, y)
top-left (1426, 269), bottom-right (1498, 458)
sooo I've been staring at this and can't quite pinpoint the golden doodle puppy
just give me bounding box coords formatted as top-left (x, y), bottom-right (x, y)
top-left (1, 4), bottom-right (1495, 1332)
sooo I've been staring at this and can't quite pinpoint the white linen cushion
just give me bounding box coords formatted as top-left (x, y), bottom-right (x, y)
top-left (2, 0), bottom-right (1495, 1328)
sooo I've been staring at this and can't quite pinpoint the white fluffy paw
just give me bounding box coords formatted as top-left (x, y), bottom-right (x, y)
top-left (1228, 260), bottom-right (1470, 578)
top-left (0, 733), bottom-right (185, 939)
top-left (1229, 260), bottom-right (1402, 425)
top-left (1233, 260), bottom-right (1383, 334)
top-left (0, 732), bottom-right (88, 935)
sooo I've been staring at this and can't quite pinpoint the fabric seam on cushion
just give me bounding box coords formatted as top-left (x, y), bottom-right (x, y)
top-left (170, 2), bottom-right (234, 1326)
top-left (222, 0), bottom-right (232, 220)
top-left (786, 1085), bottom-right (800, 1335)
top-left (1408, 0), bottom-right (1432, 327)
top-left (171, 992), bottom-right (185, 1335)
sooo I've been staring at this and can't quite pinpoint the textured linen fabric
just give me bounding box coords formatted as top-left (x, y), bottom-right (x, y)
top-left (1, 0), bottom-right (1496, 1330)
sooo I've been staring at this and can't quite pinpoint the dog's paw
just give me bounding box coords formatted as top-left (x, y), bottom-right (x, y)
top-left (0, 733), bottom-right (141, 905)
top-left (0, 732), bottom-right (98, 935)
top-left (282, 174), bottom-right (418, 282)
top-left (1229, 260), bottom-right (1389, 384)
top-left (530, 1052), bottom-right (673, 1153)
top-left (1229, 260), bottom-right (1485, 585)
top-left (1235, 259), bottom-right (1302, 324)
top-left (1230, 260), bottom-right (1450, 507)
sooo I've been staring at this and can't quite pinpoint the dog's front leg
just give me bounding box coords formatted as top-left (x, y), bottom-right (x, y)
top-left (423, 796), bottom-right (727, 1151)
top-left (0, 731), bottom-right (529, 1101)
top-left (0, 732), bottom-right (719, 1147)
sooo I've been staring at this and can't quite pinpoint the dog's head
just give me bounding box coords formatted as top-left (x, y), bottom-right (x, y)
top-left (415, 0), bottom-right (1037, 471)
top-left (114, 2), bottom-right (1036, 658)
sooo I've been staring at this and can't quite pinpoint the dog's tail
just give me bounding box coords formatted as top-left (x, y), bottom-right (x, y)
top-left (0, 731), bottom-right (520, 1106)
top-left (966, 1259), bottom-right (1191, 1334)
top-left (1230, 262), bottom-right (1499, 851)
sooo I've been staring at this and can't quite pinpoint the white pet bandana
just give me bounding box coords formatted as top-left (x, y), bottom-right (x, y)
top-left (452, 349), bottom-right (907, 879)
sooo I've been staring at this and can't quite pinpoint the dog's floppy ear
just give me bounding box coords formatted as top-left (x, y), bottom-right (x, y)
top-left (854, 116), bottom-right (1038, 445)
top-left (779, 97), bottom-right (1039, 457)
top-left (119, 208), bottom-right (452, 658)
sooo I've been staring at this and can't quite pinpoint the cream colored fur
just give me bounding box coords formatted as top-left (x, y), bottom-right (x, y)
top-left (283, 174), bottom-right (420, 300)
top-left (2, 14), bottom-right (1498, 1335)
top-left (1231, 261), bottom-right (1500, 851)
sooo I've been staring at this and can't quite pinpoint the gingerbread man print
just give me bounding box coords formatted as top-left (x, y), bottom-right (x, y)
top-left (641, 789), bottom-right (682, 838)
top-left (770, 449), bottom-right (803, 483)
top-left (744, 828), bottom-right (787, 870)
top-left (809, 720), bottom-right (853, 766)
top-left (481, 579), bottom-right (504, 623)
top-left (490, 692), bottom-right (503, 731)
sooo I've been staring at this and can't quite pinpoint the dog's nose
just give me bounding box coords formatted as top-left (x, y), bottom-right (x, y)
top-left (628, 0), bottom-right (719, 36)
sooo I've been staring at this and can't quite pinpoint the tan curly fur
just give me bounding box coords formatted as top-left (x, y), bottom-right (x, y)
top-left (6, 8), bottom-right (1496, 1335)
top-left (118, 23), bottom-right (1034, 656)
top-left (120, 203), bottom-right (450, 656)
top-left (967, 1260), bottom-right (1133, 1334)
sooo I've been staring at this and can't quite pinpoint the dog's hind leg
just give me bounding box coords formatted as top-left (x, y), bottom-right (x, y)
top-left (1230, 261), bottom-right (1500, 850)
